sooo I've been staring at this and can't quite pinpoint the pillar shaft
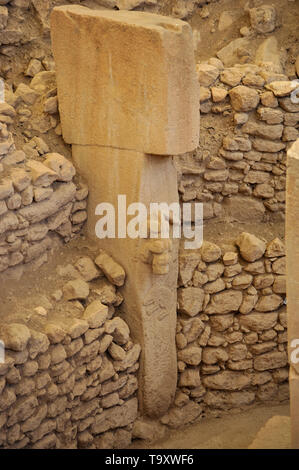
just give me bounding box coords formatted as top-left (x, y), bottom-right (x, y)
top-left (73, 147), bottom-right (179, 416)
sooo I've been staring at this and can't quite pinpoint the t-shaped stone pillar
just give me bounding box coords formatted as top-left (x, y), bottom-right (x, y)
top-left (51, 5), bottom-right (199, 417)
top-left (286, 139), bottom-right (299, 448)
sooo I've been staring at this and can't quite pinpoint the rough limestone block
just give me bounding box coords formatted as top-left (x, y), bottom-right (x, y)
top-left (51, 6), bottom-right (199, 155)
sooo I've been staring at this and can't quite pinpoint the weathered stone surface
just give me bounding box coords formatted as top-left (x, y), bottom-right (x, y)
top-left (18, 182), bottom-right (76, 224)
top-left (272, 257), bottom-right (286, 275)
top-left (178, 368), bottom-right (201, 388)
top-left (202, 347), bottom-right (228, 365)
top-left (83, 301), bottom-right (109, 328)
top-left (51, 6), bottom-right (199, 155)
top-left (196, 63), bottom-right (219, 86)
top-left (179, 251), bottom-right (200, 286)
top-left (266, 238), bottom-right (284, 258)
top-left (203, 371), bottom-right (251, 391)
top-left (205, 290), bottom-right (242, 315)
top-left (266, 81), bottom-right (298, 97)
top-left (229, 86), bottom-right (259, 112)
top-left (236, 232), bottom-right (266, 262)
top-left (91, 398), bottom-right (137, 434)
top-left (63, 279), bottom-right (90, 300)
top-left (44, 153), bottom-right (75, 182)
top-left (209, 314), bottom-right (234, 332)
top-left (160, 401), bottom-right (202, 428)
top-left (242, 121), bottom-right (283, 141)
top-left (238, 311), bottom-right (278, 332)
top-left (254, 351), bottom-right (288, 371)
top-left (178, 287), bottom-right (205, 316)
top-left (74, 257), bottom-right (100, 282)
top-left (254, 274), bottom-right (274, 290)
top-left (95, 250), bottom-right (126, 287)
top-left (249, 5), bottom-right (276, 33)
top-left (105, 317), bottom-right (130, 345)
top-left (255, 294), bottom-right (283, 312)
top-left (200, 241), bottom-right (221, 262)
top-left (217, 38), bottom-right (250, 67)
top-left (177, 346), bottom-right (202, 366)
top-left (204, 390), bottom-right (255, 409)
top-left (223, 196), bottom-right (265, 222)
top-left (0, 323), bottom-right (31, 352)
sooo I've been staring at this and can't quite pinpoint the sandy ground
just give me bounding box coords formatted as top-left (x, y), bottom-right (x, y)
top-left (131, 403), bottom-right (290, 449)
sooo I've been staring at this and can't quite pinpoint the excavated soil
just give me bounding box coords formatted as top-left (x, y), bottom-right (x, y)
top-left (130, 403), bottom-right (290, 449)
top-left (0, 233), bottom-right (101, 323)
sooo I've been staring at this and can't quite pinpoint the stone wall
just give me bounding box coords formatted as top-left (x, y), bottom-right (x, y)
top-left (176, 60), bottom-right (299, 222)
top-left (0, 101), bottom-right (88, 276)
top-left (168, 232), bottom-right (288, 424)
top-left (0, 251), bottom-right (140, 449)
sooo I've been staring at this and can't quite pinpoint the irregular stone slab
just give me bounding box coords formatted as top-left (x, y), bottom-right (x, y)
top-left (255, 294), bottom-right (283, 312)
top-left (236, 232), bottom-right (266, 262)
top-left (204, 390), bottom-right (255, 409)
top-left (266, 81), bottom-right (298, 97)
top-left (0, 323), bottom-right (31, 352)
top-left (229, 86), bottom-right (260, 112)
top-left (95, 250), bottom-right (126, 287)
top-left (205, 290), bottom-right (242, 315)
top-left (91, 398), bottom-right (138, 434)
top-left (255, 37), bottom-right (282, 73)
top-left (223, 196), bottom-right (265, 222)
top-left (238, 311), bottom-right (278, 333)
top-left (216, 38), bottom-right (251, 67)
top-left (242, 121), bottom-right (283, 141)
top-left (160, 401), bottom-right (202, 428)
top-left (51, 5), bottom-right (199, 155)
top-left (203, 370), bottom-right (251, 391)
top-left (254, 351), bottom-right (288, 371)
top-left (18, 182), bottom-right (76, 224)
top-left (178, 287), bottom-right (205, 317)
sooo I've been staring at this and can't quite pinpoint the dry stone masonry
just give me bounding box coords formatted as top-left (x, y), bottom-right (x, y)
top-left (170, 232), bottom-right (288, 425)
top-left (0, 104), bottom-right (88, 276)
top-left (0, 251), bottom-right (141, 449)
top-left (177, 56), bottom-right (299, 223)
